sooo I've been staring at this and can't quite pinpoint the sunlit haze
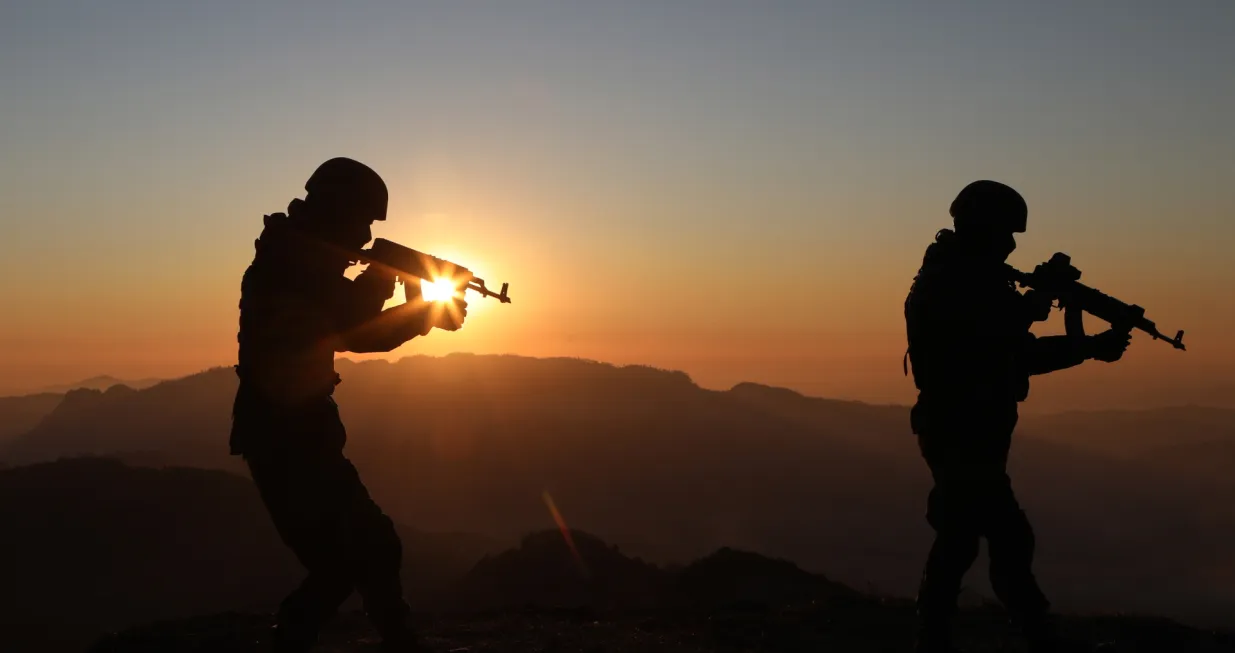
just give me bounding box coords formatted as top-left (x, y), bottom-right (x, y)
top-left (419, 278), bottom-right (460, 304)
top-left (1, 1), bottom-right (1232, 412)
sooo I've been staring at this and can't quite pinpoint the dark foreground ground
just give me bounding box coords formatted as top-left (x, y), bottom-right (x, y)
top-left (90, 600), bottom-right (1235, 653)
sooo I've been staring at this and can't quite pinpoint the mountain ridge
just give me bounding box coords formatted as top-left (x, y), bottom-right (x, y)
top-left (5, 457), bottom-right (1227, 653)
top-left (36, 375), bottom-right (164, 395)
top-left (3, 354), bottom-right (1233, 633)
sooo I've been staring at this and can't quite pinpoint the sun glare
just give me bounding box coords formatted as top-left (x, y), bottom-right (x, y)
top-left (420, 278), bottom-right (458, 302)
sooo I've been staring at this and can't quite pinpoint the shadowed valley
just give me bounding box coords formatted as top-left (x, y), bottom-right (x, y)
top-left (3, 355), bottom-right (1233, 651)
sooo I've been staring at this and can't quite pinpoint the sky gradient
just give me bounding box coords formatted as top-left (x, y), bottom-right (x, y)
top-left (2, 1), bottom-right (1232, 411)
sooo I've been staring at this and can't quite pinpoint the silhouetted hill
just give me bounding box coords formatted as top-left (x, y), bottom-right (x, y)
top-left (450, 529), bottom-right (668, 610)
top-left (450, 529), bottom-right (863, 613)
top-left (3, 369), bottom-right (241, 470)
top-left (86, 527), bottom-right (1235, 652)
top-left (0, 391), bottom-right (62, 447)
top-left (0, 458), bottom-right (500, 653)
top-left (10, 455), bottom-right (1234, 652)
top-left (37, 375), bottom-right (163, 394)
top-left (87, 599), bottom-right (1235, 653)
top-left (4, 354), bottom-right (1234, 629)
top-left (676, 547), bottom-right (860, 610)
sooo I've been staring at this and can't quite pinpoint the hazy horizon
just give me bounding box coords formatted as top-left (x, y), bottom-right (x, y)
top-left (3, 1), bottom-right (1232, 413)
top-left (7, 352), bottom-right (1235, 418)
top-left (7, 353), bottom-right (1235, 640)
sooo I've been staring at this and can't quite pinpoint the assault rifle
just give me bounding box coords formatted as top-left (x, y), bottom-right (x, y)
top-left (1007, 253), bottom-right (1184, 350)
top-left (357, 238), bottom-right (512, 304)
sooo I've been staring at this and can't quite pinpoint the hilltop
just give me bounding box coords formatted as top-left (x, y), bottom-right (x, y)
top-left (2, 354), bottom-right (1233, 631)
top-left (88, 607), bottom-right (1235, 653)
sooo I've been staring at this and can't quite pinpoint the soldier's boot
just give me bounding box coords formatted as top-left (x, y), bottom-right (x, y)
top-left (269, 572), bottom-right (351, 653)
top-left (1020, 614), bottom-right (1104, 653)
top-left (379, 629), bottom-right (426, 653)
top-left (365, 592), bottom-right (425, 653)
top-left (914, 626), bottom-right (965, 653)
top-left (915, 534), bottom-right (978, 653)
top-left (914, 583), bottom-right (965, 653)
top-left (373, 614), bottom-right (425, 652)
top-left (269, 621), bottom-right (319, 653)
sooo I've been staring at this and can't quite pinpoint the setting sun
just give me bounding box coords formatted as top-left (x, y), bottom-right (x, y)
top-left (420, 277), bottom-right (458, 302)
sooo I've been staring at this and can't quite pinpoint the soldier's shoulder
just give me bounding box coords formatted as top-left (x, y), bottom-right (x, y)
top-left (241, 257), bottom-right (283, 290)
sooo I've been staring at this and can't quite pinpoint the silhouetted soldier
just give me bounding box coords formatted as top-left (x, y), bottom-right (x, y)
top-left (904, 181), bottom-right (1130, 653)
top-left (230, 158), bottom-right (466, 653)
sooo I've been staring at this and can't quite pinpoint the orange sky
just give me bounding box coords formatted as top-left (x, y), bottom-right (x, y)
top-left (2, 3), bottom-right (1232, 412)
top-left (2, 189), bottom-right (1228, 413)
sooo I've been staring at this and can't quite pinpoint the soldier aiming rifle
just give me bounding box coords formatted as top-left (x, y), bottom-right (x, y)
top-left (903, 180), bottom-right (1184, 653)
top-left (230, 157), bottom-right (510, 653)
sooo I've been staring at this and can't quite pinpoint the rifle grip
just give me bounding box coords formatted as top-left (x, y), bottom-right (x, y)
top-left (1064, 301), bottom-right (1086, 340)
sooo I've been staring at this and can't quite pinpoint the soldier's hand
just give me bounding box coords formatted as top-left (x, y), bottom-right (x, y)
top-left (354, 264), bottom-right (397, 301)
top-left (1022, 289), bottom-right (1054, 322)
top-left (403, 277), bottom-right (424, 304)
top-left (435, 296), bottom-right (468, 332)
top-left (394, 280), bottom-right (432, 337)
top-left (1087, 328), bottom-right (1131, 363)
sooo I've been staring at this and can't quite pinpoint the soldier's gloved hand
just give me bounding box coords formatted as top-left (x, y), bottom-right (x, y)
top-left (434, 296), bottom-right (468, 332)
top-left (401, 279), bottom-right (434, 337)
top-left (1022, 289), bottom-right (1054, 323)
top-left (1086, 328), bottom-right (1131, 363)
top-left (354, 264), bottom-right (397, 302)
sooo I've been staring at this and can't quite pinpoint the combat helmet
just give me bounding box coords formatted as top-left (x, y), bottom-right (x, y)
top-left (305, 157), bottom-right (388, 222)
top-left (949, 180), bottom-right (1026, 233)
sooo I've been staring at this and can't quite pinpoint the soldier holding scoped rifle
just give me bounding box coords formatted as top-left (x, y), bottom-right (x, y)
top-left (1008, 252), bottom-right (1184, 352)
top-left (904, 180), bottom-right (1185, 653)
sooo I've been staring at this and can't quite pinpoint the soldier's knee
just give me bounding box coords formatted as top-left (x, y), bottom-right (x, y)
top-left (1003, 508), bottom-right (1034, 543)
top-left (989, 508), bottom-right (1036, 560)
top-left (931, 529), bottom-right (981, 568)
top-left (926, 488), bottom-right (982, 535)
top-left (375, 514), bottom-right (403, 568)
top-left (352, 510), bottom-right (402, 574)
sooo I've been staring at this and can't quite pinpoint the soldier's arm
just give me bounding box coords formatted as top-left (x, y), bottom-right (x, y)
top-left (337, 300), bottom-right (434, 353)
top-left (334, 271), bottom-right (396, 333)
top-left (1022, 333), bottom-right (1088, 376)
top-left (331, 272), bottom-right (441, 353)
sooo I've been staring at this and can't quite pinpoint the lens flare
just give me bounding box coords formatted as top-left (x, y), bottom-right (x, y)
top-left (420, 278), bottom-right (457, 302)
top-left (542, 491), bottom-right (590, 578)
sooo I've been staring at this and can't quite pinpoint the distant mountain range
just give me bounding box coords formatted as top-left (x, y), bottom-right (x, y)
top-left (10, 458), bottom-right (1234, 653)
top-left (37, 375), bottom-right (163, 395)
top-left (0, 391), bottom-right (62, 447)
top-left (0, 377), bottom-right (162, 449)
top-left (2, 354), bottom-right (1233, 633)
top-left (0, 457), bottom-right (502, 653)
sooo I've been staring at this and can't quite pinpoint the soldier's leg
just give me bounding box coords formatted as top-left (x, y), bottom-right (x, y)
top-left (983, 480), bottom-right (1059, 649)
top-left (272, 572), bottom-right (353, 653)
top-left (916, 479), bottom-right (982, 651)
top-left (247, 452), bottom-right (357, 652)
top-left (985, 483), bottom-right (1048, 615)
top-left (320, 453), bottom-right (417, 649)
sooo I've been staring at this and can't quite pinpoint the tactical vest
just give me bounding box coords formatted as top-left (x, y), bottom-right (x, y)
top-left (904, 231), bottom-right (1030, 409)
top-left (234, 215), bottom-right (344, 409)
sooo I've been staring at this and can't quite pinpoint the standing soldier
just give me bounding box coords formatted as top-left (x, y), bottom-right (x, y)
top-left (231, 157), bottom-right (466, 652)
top-left (904, 180), bottom-right (1131, 652)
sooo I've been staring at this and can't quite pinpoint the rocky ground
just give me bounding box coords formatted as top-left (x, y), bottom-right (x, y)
top-left (89, 599), bottom-right (1235, 653)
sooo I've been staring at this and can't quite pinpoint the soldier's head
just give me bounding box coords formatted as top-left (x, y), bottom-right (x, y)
top-left (949, 180), bottom-right (1026, 262)
top-left (300, 157), bottom-right (388, 253)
